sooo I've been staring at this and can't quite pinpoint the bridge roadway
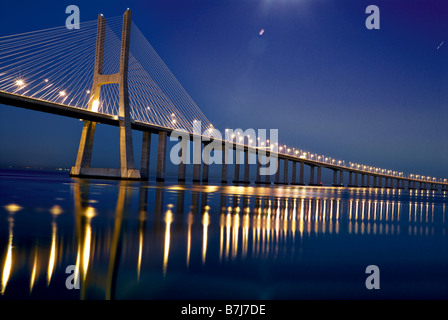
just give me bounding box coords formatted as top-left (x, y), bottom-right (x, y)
top-left (1, 90), bottom-right (447, 191)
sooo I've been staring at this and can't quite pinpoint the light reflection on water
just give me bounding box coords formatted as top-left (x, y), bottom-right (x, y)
top-left (0, 169), bottom-right (447, 299)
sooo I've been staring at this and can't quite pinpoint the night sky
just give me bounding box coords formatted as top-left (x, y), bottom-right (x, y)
top-left (0, 0), bottom-right (447, 179)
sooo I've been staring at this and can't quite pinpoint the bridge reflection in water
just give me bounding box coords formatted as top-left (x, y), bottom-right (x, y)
top-left (1, 180), bottom-right (447, 299)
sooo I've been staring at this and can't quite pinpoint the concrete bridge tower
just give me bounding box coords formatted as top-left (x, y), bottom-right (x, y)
top-left (70, 9), bottom-right (140, 179)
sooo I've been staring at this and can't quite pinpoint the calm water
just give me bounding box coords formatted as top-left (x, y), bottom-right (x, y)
top-left (0, 168), bottom-right (447, 300)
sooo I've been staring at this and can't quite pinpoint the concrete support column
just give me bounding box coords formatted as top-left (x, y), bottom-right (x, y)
top-left (243, 149), bottom-right (250, 183)
top-left (378, 176), bottom-right (382, 187)
top-left (71, 11), bottom-right (141, 180)
top-left (317, 166), bottom-right (322, 186)
top-left (141, 131), bottom-right (151, 180)
top-left (299, 162), bottom-right (304, 185)
top-left (339, 170), bottom-right (344, 186)
top-left (76, 121), bottom-right (96, 169)
top-left (349, 172), bottom-right (353, 186)
top-left (291, 162), bottom-right (297, 184)
top-left (283, 159), bottom-right (289, 184)
top-left (333, 170), bottom-right (337, 186)
top-left (221, 143), bottom-right (228, 183)
top-left (354, 173), bottom-right (358, 186)
top-left (193, 140), bottom-right (201, 182)
top-left (309, 166), bottom-right (315, 185)
top-left (265, 154), bottom-right (271, 184)
top-left (156, 131), bottom-right (167, 182)
top-left (202, 143), bottom-right (209, 183)
top-left (373, 176), bottom-right (377, 188)
top-left (233, 148), bottom-right (241, 183)
top-left (177, 134), bottom-right (187, 182)
top-left (255, 152), bottom-right (262, 184)
top-left (275, 158), bottom-right (280, 184)
top-left (361, 174), bottom-right (366, 187)
top-left (366, 174), bottom-right (371, 187)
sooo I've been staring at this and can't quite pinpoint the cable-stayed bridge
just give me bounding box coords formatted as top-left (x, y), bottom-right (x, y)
top-left (0, 10), bottom-right (447, 191)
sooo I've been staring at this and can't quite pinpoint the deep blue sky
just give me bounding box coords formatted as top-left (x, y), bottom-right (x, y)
top-left (0, 0), bottom-right (447, 179)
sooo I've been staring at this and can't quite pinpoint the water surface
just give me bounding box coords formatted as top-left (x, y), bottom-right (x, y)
top-left (0, 169), bottom-right (447, 299)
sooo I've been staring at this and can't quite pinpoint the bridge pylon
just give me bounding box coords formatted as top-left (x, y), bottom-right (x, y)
top-left (70, 9), bottom-right (141, 180)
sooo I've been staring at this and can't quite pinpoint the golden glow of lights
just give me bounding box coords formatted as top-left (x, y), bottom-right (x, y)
top-left (47, 222), bottom-right (57, 286)
top-left (59, 90), bottom-right (66, 96)
top-left (84, 206), bottom-right (96, 219)
top-left (15, 79), bottom-right (24, 86)
top-left (163, 209), bottom-right (173, 275)
top-left (1, 228), bottom-right (13, 295)
top-left (82, 223), bottom-right (92, 281)
top-left (137, 230), bottom-right (143, 280)
top-left (30, 248), bottom-right (38, 293)
top-left (91, 99), bottom-right (100, 112)
top-left (187, 213), bottom-right (193, 268)
top-left (50, 205), bottom-right (63, 215)
top-left (4, 204), bottom-right (22, 214)
top-left (202, 210), bottom-right (210, 265)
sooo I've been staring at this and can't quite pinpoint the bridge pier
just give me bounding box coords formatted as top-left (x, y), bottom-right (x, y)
top-left (70, 10), bottom-right (141, 180)
top-left (372, 175), bottom-right (377, 188)
top-left (308, 165), bottom-right (321, 186)
top-left (274, 158), bottom-right (281, 184)
top-left (193, 140), bottom-right (201, 182)
top-left (309, 166), bottom-right (315, 185)
top-left (291, 161), bottom-right (297, 184)
top-left (70, 121), bottom-right (97, 177)
top-left (332, 169), bottom-right (344, 187)
top-left (140, 131), bottom-right (151, 180)
top-left (221, 143), bottom-right (228, 183)
top-left (242, 148), bottom-right (250, 184)
top-left (178, 137), bottom-right (187, 182)
top-left (317, 166), bottom-right (322, 185)
top-left (283, 159), bottom-right (289, 185)
top-left (291, 161), bottom-right (305, 185)
top-left (202, 142), bottom-right (210, 183)
top-left (299, 162), bottom-right (305, 185)
top-left (235, 148), bottom-right (241, 183)
top-left (156, 131), bottom-right (167, 182)
top-left (265, 157), bottom-right (271, 184)
top-left (332, 170), bottom-right (337, 186)
top-left (255, 152), bottom-right (262, 184)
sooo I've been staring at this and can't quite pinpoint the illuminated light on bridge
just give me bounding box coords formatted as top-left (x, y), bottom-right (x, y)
top-left (91, 99), bottom-right (100, 112)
